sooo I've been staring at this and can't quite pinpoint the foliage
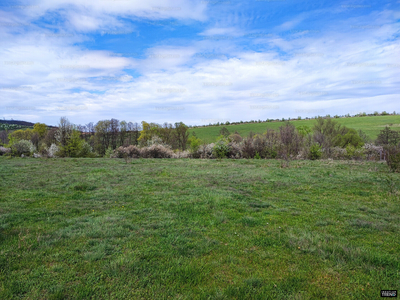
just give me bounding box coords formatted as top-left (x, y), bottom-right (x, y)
top-left (187, 136), bottom-right (202, 158)
top-left (376, 126), bottom-right (400, 146)
top-left (385, 145), bottom-right (400, 172)
top-left (33, 123), bottom-right (47, 138)
top-left (212, 136), bottom-right (231, 158)
top-left (297, 125), bottom-right (312, 137)
top-left (309, 144), bottom-right (322, 160)
top-left (8, 128), bottom-right (34, 145)
top-left (0, 146), bottom-right (11, 156)
top-left (47, 143), bottom-right (59, 158)
top-left (11, 140), bottom-right (36, 156)
top-left (333, 128), bottom-right (364, 148)
top-left (219, 127), bottom-right (230, 138)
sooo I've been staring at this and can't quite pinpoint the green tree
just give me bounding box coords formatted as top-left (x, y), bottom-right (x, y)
top-left (219, 127), bottom-right (230, 138)
top-left (376, 127), bottom-right (400, 146)
top-left (61, 130), bottom-right (84, 157)
top-left (33, 123), bottom-right (47, 138)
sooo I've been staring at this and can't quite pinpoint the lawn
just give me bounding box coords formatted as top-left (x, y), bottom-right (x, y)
top-left (0, 157), bottom-right (399, 299)
top-left (189, 115), bottom-right (400, 143)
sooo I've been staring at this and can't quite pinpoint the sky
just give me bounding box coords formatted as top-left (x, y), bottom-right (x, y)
top-left (0, 0), bottom-right (399, 127)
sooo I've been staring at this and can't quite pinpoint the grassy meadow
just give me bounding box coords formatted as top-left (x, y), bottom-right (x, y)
top-left (0, 157), bottom-right (399, 299)
top-left (189, 115), bottom-right (400, 143)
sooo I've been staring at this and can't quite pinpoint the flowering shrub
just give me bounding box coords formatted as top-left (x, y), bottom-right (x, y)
top-left (363, 143), bottom-right (383, 161)
top-left (113, 145), bottom-right (141, 158)
top-left (228, 142), bottom-right (242, 159)
top-left (0, 146), bottom-right (11, 156)
top-left (198, 143), bottom-right (215, 159)
top-left (11, 140), bottom-right (36, 156)
top-left (142, 144), bottom-right (174, 158)
top-left (212, 137), bottom-right (231, 158)
top-left (173, 150), bottom-right (190, 158)
top-left (47, 143), bottom-right (59, 158)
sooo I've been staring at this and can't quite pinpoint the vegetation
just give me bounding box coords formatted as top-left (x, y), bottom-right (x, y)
top-left (189, 115), bottom-right (400, 144)
top-left (0, 157), bottom-right (399, 299)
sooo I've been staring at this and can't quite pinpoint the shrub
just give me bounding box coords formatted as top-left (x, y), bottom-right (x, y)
top-left (187, 136), bottom-right (202, 158)
top-left (104, 147), bottom-right (114, 158)
top-left (385, 145), bottom-right (400, 172)
top-left (309, 144), bottom-right (322, 160)
top-left (0, 146), bottom-right (11, 156)
top-left (345, 145), bottom-right (365, 160)
top-left (363, 143), bottom-right (383, 161)
top-left (11, 140), bottom-right (35, 156)
top-left (212, 137), bottom-right (231, 158)
top-left (242, 137), bottom-right (255, 158)
top-left (79, 141), bottom-right (94, 158)
top-left (254, 152), bottom-right (261, 159)
top-left (47, 144), bottom-right (59, 158)
top-left (198, 143), bottom-right (215, 159)
top-left (173, 150), bottom-right (190, 158)
top-left (141, 144), bottom-right (174, 158)
top-left (228, 142), bottom-right (242, 159)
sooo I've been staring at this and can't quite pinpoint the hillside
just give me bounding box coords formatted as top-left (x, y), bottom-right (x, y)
top-left (189, 115), bottom-right (400, 143)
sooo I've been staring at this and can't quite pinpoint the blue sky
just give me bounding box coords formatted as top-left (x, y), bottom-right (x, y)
top-left (1, 0), bottom-right (399, 126)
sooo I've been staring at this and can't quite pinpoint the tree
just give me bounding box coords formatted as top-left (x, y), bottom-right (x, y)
top-left (33, 123), bottom-right (47, 138)
top-left (376, 127), bottom-right (400, 146)
top-left (55, 117), bottom-right (73, 147)
top-left (110, 118), bottom-right (120, 149)
top-left (297, 125), bottom-right (311, 137)
top-left (333, 128), bottom-right (364, 148)
top-left (174, 122), bottom-right (189, 150)
top-left (279, 122), bottom-right (303, 160)
top-left (120, 121), bottom-right (127, 146)
top-left (60, 130), bottom-right (84, 157)
top-left (94, 120), bottom-right (112, 155)
top-left (219, 127), bottom-right (230, 138)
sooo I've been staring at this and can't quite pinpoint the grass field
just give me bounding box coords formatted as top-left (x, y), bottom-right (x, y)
top-left (189, 115), bottom-right (400, 143)
top-left (0, 157), bottom-right (399, 299)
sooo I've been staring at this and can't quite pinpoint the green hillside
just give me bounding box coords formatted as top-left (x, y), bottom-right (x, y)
top-left (189, 115), bottom-right (400, 143)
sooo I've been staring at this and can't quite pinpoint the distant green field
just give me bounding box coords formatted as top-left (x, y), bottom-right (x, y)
top-left (0, 157), bottom-right (399, 299)
top-left (189, 115), bottom-right (400, 143)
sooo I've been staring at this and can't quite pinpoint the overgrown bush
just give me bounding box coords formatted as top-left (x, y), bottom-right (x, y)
top-left (0, 146), bottom-right (11, 156)
top-left (187, 136), bottom-right (202, 158)
top-left (385, 145), bottom-right (400, 172)
top-left (309, 144), bottom-right (322, 160)
top-left (11, 140), bottom-right (36, 156)
top-left (198, 143), bottom-right (215, 159)
top-left (141, 144), bottom-right (174, 158)
top-left (212, 136), bottom-right (231, 158)
top-left (363, 143), bottom-right (383, 161)
top-left (47, 144), bottom-right (59, 158)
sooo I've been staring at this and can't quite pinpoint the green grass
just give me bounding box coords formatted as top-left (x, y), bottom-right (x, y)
top-left (189, 115), bottom-right (400, 143)
top-left (0, 157), bottom-right (399, 299)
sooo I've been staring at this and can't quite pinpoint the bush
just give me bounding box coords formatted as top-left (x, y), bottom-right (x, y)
top-left (212, 137), bottom-right (231, 158)
top-left (11, 140), bottom-right (36, 156)
top-left (187, 136), bottom-right (202, 158)
top-left (141, 144), bottom-right (174, 158)
top-left (0, 146), bottom-right (11, 156)
top-left (363, 143), bottom-right (383, 161)
top-left (79, 142), bottom-right (95, 158)
top-left (309, 144), bottom-right (322, 160)
top-left (47, 144), bottom-right (59, 158)
top-left (345, 145), bottom-right (365, 160)
top-left (385, 145), bottom-right (400, 172)
top-left (228, 142), bottom-right (242, 159)
top-left (198, 143), bottom-right (215, 159)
